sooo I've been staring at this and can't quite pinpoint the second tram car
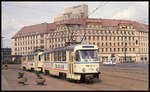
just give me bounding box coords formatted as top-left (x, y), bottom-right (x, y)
top-left (21, 44), bottom-right (101, 81)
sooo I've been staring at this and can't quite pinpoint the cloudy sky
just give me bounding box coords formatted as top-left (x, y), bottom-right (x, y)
top-left (2, 1), bottom-right (148, 48)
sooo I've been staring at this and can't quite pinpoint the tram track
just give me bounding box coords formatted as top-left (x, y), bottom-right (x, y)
top-left (2, 64), bottom-right (148, 90)
top-left (103, 73), bottom-right (147, 82)
top-left (101, 67), bottom-right (148, 75)
top-left (6, 66), bottom-right (148, 83)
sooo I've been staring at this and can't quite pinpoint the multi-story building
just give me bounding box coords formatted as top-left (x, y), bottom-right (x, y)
top-left (48, 18), bottom-right (148, 63)
top-left (11, 23), bottom-right (56, 55)
top-left (11, 4), bottom-right (148, 63)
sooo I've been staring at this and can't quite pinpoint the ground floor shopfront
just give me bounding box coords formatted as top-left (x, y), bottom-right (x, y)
top-left (99, 53), bottom-right (149, 64)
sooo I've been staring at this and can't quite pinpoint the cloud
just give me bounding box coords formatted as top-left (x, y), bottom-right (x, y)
top-left (111, 2), bottom-right (148, 24)
top-left (111, 6), bottom-right (135, 19)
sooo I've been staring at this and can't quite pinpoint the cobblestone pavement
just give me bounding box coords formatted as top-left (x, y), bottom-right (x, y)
top-left (1, 64), bottom-right (149, 91)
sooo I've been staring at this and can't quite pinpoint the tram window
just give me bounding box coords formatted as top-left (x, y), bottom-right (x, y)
top-left (54, 52), bottom-right (58, 61)
top-left (28, 56), bottom-right (30, 61)
top-left (58, 51), bottom-right (61, 61)
top-left (62, 51), bottom-right (66, 61)
top-left (47, 54), bottom-right (50, 61)
top-left (23, 57), bottom-right (26, 61)
top-left (39, 55), bottom-right (41, 61)
top-left (76, 50), bottom-right (80, 61)
top-left (44, 54), bottom-right (49, 61)
top-left (60, 51), bottom-right (63, 61)
top-left (44, 54), bottom-right (46, 61)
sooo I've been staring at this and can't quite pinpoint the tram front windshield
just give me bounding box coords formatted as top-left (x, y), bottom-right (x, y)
top-left (76, 50), bottom-right (98, 62)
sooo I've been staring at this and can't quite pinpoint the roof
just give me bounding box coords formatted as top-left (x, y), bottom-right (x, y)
top-left (12, 18), bottom-right (148, 39)
top-left (88, 18), bottom-right (148, 32)
top-left (12, 22), bottom-right (56, 39)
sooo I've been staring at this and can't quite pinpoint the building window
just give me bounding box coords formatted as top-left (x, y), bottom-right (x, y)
top-left (97, 36), bottom-right (99, 40)
top-left (40, 34), bottom-right (44, 38)
top-left (122, 48), bottom-right (124, 52)
top-left (97, 43), bottom-right (99, 46)
top-left (122, 26), bottom-right (127, 29)
top-left (93, 36), bottom-right (95, 40)
top-left (133, 37), bottom-right (134, 40)
top-left (102, 48), bottom-right (104, 52)
top-left (109, 36), bottom-right (111, 40)
top-left (136, 40), bottom-right (138, 45)
top-left (89, 36), bottom-right (91, 40)
top-left (109, 42), bottom-right (111, 46)
top-left (106, 48), bottom-right (107, 52)
top-left (129, 48), bottom-right (131, 52)
top-left (101, 36), bottom-right (103, 40)
top-left (114, 48), bottom-right (116, 51)
top-left (40, 40), bottom-right (44, 44)
top-left (133, 48), bottom-right (135, 51)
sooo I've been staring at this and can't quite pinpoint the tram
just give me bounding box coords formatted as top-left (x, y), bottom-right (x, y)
top-left (21, 44), bottom-right (101, 81)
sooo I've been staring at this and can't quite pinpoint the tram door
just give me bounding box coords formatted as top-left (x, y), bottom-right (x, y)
top-left (67, 50), bottom-right (74, 79)
top-left (34, 53), bottom-right (43, 72)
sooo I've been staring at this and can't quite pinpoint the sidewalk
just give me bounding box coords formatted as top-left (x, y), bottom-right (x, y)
top-left (2, 74), bottom-right (12, 90)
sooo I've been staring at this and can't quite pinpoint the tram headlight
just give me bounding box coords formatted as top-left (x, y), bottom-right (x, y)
top-left (96, 67), bottom-right (99, 72)
top-left (82, 68), bottom-right (86, 72)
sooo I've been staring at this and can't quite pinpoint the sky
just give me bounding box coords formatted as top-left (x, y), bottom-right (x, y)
top-left (1, 1), bottom-right (149, 48)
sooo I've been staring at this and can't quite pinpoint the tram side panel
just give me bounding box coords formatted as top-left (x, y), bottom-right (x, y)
top-left (27, 55), bottom-right (35, 71)
top-left (42, 53), bottom-right (51, 74)
top-left (50, 51), bottom-right (68, 77)
top-left (66, 50), bottom-right (81, 80)
top-left (21, 56), bottom-right (27, 70)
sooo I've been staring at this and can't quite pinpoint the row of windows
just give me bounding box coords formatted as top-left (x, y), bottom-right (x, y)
top-left (49, 37), bottom-right (70, 43)
top-left (14, 34), bottom-right (44, 41)
top-left (15, 52), bottom-right (33, 55)
top-left (48, 36), bottom-right (136, 44)
top-left (28, 55), bottom-right (34, 61)
top-left (49, 30), bottom-right (135, 37)
top-left (87, 24), bottom-right (102, 28)
top-left (15, 40), bottom-right (44, 46)
top-left (87, 30), bottom-right (134, 35)
top-left (97, 42), bottom-right (137, 47)
top-left (86, 36), bottom-right (135, 41)
top-left (15, 40), bottom-right (38, 46)
top-left (100, 48), bottom-right (136, 52)
top-left (54, 51), bottom-right (66, 61)
top-left (15, 45), bottom-right (44, 51)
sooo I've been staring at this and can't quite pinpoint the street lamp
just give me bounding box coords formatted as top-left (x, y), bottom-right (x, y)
top-left (124, 36), bottom-right (127, 63)
top-left (2, 37), bottom-right (5, 65)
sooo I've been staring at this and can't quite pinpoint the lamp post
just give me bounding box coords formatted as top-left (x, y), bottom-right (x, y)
top-left (124, 36), bottom-right (127, 63)
top-left (2, 37), bottom-right (5, 65)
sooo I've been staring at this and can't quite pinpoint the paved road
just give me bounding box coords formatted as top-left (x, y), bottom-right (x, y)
top-left (101, 63), bottom-right (148, 68)
top-left (1, 64), bottom-right (149, 91)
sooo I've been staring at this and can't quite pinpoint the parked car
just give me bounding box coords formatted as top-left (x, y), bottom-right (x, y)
top-left (103, 60), bottom-right (116, 66)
